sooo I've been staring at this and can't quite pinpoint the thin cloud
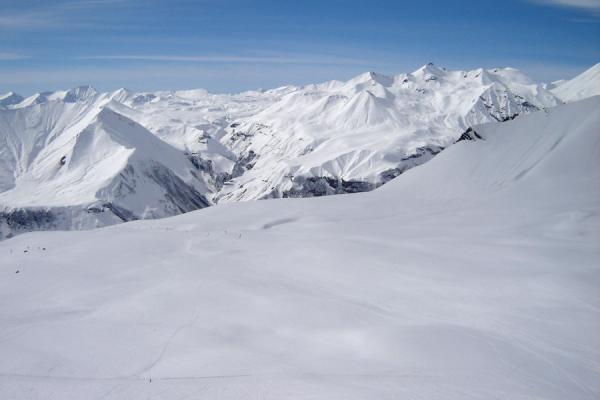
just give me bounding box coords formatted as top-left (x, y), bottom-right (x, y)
top-left (0, 0), bottom-right (135, 30)
top-left (77, 54), bottom-right (372, 66)
top-left (0, 12), bottom-right (54, 29)
top-left (61, 0), bottom-right (133, 7)
top-left (0, 52), bottom-right (28, 60)
top-left (530, 0), bottom-right (600, 12)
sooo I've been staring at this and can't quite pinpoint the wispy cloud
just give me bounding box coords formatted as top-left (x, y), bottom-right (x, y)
top-left (0, 12), bottom-right (54, 29)
top-left (77, 54), bottom-right (371, 66)
top-left (529, 0), bottom-right (600, 13)
top-left (0, 52), bottom-right (28, 60)
top-left (0, 0), bottom-right (135, 30)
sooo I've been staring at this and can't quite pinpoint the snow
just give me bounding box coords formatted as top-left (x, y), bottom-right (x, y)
top-left (551, 62), bottom-right (600, 102)
top-left (0, 97), bottom-right (598, 399)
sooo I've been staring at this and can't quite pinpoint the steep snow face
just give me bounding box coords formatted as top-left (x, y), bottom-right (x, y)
top-left (0, 99), bottom-right (598, 400)
top-left (217, 64), bottom-right (560, 202)
top-left (0, 101), bottom-right (211, 238)
top-left (551, 62), bottom-right (600, 102)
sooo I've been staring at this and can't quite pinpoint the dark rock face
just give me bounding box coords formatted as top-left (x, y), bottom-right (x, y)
top-left (187, 153), bottom-right (227, 189)
top-left (456, 127), bottom-right (483, 142)
top-left (282, 176), bottom-right (378, 198)
top-left (279, 145), bottom-right (445, 198)
top-left (187, 154), bottom-right (213, 173)
top-left (143, 161), bottom-right (211, 212)
top-left (230, 150), bottom-right (257, 179)
top-left (0, 209), bottom-right (56, 240)
top-left (378, 145), bottom-right (444, 184)
top-left (106, 160), bottom-right (211, 217)
top-left (86, 202), bottom-right (137, 222)
top-left (187, 153), bottom-right (240, 191)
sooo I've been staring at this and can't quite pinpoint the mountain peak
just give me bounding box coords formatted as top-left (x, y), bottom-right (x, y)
top-left (63, 85), bottom-right (98, 103)
top-left (415, 62), bottom-right (446, 73)
top-left (411, 63), bottom-right (448, 81)
top-left (0, 91), bottom-right (17, 99)
top-left (0, 91), bottom-right (24, 107)
top-left (347, 71), bottom-right (394, 87)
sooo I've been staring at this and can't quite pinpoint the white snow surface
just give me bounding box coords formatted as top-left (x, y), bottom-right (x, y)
top-left (0, 97), bottom-right (599, 399)
top-left (551, 63), bottom-right (600, 102)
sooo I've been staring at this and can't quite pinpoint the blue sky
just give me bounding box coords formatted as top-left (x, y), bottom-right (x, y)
top-left (1, 0), bottom-right (599, 94)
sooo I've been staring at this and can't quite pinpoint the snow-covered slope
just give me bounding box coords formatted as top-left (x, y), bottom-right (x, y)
top-left (551, 62), bottom-right (600, 102)
top-left (0, 99), bottom-right (211, 238)
top-left (217, 64), bottom-right (559, 201)
top-left (1, 98), bottom-right (598, 399)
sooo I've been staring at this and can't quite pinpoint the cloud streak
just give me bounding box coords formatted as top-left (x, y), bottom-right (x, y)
top-left (530, 0), bottom-right (600, 12)
top-left (0, 52), bottom-right (28, 60)
top-left (0, 12), bottom-right (54, 29)
top-left (77, 54), bottom-right (371, 66)
top-left (0, 0), bottom-right (135, 30)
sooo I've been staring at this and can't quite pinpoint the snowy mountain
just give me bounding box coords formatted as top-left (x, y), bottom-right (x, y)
top-left (217, 64), bottom-right (559, 201)
top-left (1, 97), bottom-right (598, 399)
top-left (0, 92), bottom-right (24, 108)
top-left (551, 62), bottom-right (600, 102)
top-left (0, 99), bottom-right (211, 238)
top-left (0, 63), bottom-right (591, 237)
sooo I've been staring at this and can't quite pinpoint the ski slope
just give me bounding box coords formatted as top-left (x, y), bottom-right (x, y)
top-left (0, 97), bottom-right (598, 399)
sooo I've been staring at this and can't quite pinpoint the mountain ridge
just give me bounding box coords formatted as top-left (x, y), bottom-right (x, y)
top-left (1, 62), bottom-right (598, 237)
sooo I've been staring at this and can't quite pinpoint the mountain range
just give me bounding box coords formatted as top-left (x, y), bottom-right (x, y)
top-left (0, 62), bottom-right (598, 238)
